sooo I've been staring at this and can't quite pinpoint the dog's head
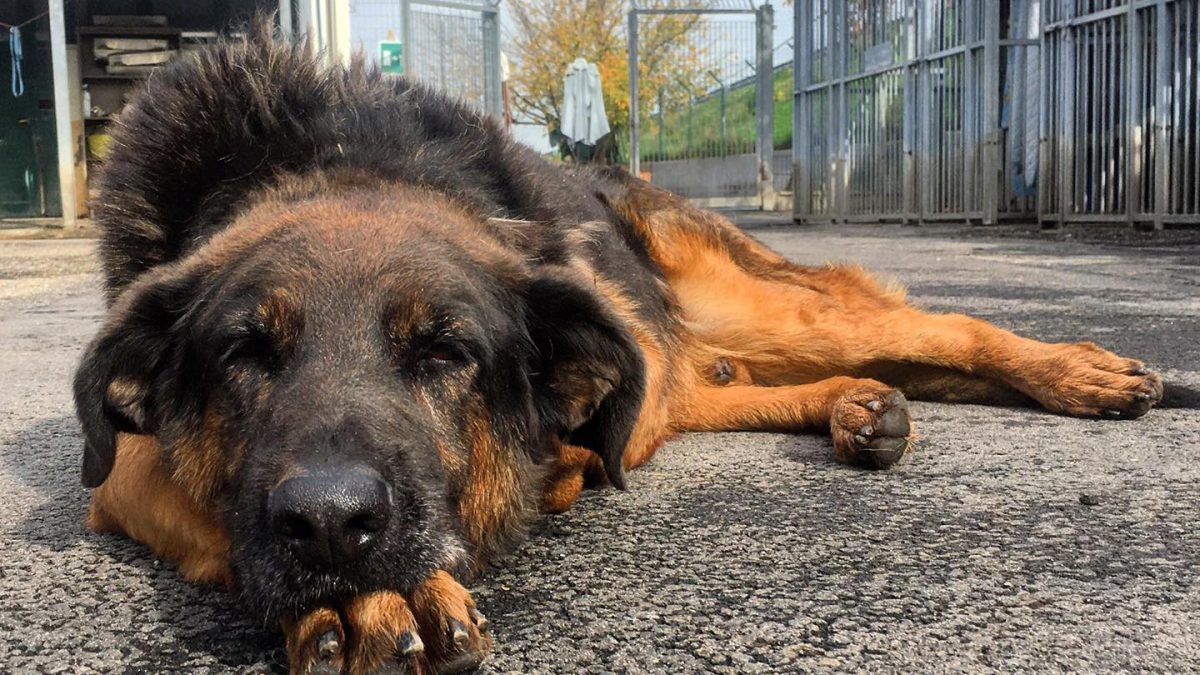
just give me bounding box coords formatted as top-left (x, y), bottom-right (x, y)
top-left (73, 181), bottom-right (644, 618)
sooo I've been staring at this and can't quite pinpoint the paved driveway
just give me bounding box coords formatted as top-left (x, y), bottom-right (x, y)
top-left (1, 222), bottom-right (1197, 673)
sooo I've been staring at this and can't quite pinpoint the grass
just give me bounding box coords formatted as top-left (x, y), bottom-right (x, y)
top-left (639, 65), bottom-right (793, 163)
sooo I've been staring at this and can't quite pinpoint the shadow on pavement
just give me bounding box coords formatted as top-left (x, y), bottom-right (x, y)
top-left (2, 415), bottom-right (283, 672)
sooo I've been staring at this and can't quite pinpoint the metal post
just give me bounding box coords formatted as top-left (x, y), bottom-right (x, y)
top-left (980, 0), bottom-right (1000, 223)
top-left (1153, 0), bottom-right (1170, 229)
top-left (628, 7), bottom-right (640, 176)
top-left (903, 0), bottom-right (918, 222)
top-left (1057, 22), bottom-right (1075, 225)
top-left (720, 84), bottom-right (728, 153)
top-left (278, 0), bottom-right (294, 36)
top-left (482, 5), bottom-right (502, 117)
top-left (657, 88), bottom-right (665, 159)
top-left (48, 0), bottom-right (77, 227)
top-left (963, 0), bottom-right (979, 219)
top-left (400, 0), bottom-right (413, 76)
top-left (1127, 1), bottom-right (1143, 223)
top-left (794, 0), bottom-right (813, 222)
top-left (833, 0), bottom-right (848, 217)
top-left (755, 3), bottom-right (775, 209)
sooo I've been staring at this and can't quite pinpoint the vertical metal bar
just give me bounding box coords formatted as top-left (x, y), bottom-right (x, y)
top-left (980, 0), bottom-right (1000, 222)
top-left (400, 0), bottom-right (413, 75)
top-left (1127, 0), bottom-right (1142, 222)
top-left (756, 3), bottom-right (775, 209)
top-left (1058, 20), bottom-right (1075, 222)
top-left (963, 0), bottom-right (977, 217)
top-left (1185, 0), bottom-right (1195, 214)
top-left (48, 0), bottom-right (77, 226)
top-left (1089, 20), bottom-right (1097, 214)
top-left (796, 0), bottom-right (814, 221)
top-left (1100, 18), bottom-right (1108, 213)
top-left (1038, 12), bottom-right (1053, 225)
top-left (1194, 0), bottom-right (1199, 215)
top-left (657, 88), bottom-right (665, 159)
top-left (1194, 0), bottom-right (1199, 214)
top-left (1110, 17), bottom-right (1119, 212)
top-left (628, 7), bottom-right (640, 176)
top-left (278, 0), bottom-right (294, 36)
top-left (919, 0), bottom-right (929, 221)
top-left (1154, 0), bottom-right (1169, 228)
top-left (904, 0), bottom-right (917, 221)
top-left (482, 6), bottom-right (502, 117)
top-left (833, 0), bottom-right (847, 217)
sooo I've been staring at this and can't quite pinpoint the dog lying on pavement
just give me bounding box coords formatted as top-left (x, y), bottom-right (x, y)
top-left (74, 33), bottom-right (1162, 674)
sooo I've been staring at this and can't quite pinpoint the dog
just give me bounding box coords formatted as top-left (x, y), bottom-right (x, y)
top-left (73, 34), bottom-right (1163, 674)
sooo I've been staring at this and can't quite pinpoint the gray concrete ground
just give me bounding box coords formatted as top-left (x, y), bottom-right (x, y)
top-left (1, 221), bottom-right (1198, 674)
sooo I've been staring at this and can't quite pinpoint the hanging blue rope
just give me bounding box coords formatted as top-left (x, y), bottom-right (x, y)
top-left (8, 26), bottom-right (22, 98)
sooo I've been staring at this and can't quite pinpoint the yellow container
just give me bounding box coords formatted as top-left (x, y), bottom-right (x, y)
top-left (87, 133), bottom-right (113, 159)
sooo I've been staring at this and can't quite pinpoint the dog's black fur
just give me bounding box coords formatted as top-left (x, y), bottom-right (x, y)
top-left (73, 33), bottom-right (668, 620)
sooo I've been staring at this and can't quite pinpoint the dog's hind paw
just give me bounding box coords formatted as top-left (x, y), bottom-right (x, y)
top-left (1016, 342), bottom-right (1163, 419)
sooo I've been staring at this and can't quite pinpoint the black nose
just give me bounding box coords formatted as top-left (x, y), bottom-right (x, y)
top-left (268, 463), bottom-right (392, 570)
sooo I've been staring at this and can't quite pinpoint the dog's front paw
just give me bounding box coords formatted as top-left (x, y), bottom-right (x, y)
top-left (285, 572), bottom-right (491, 675)
top-left (285, 606), bottom-right (349, 675)
top-left (831, 384), bottom-right (915, 469)
top-left (408, 571), bottom-right (492, 674)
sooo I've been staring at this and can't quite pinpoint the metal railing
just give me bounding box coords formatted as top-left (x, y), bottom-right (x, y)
top-left (794, 0), bottom-right (1200, 227)
top-left (794, 0), bottom-right (1038, 223)
top-left (1041, 0), bottom-right (1200, 227)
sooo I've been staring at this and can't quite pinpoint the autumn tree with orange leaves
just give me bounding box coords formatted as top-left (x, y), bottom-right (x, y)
top-left (506, 0), bottom-right (709, 151)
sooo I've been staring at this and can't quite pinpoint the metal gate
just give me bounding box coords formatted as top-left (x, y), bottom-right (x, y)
top-left (349, 0), bottom-right (502, 116)
top-left (793, 0), bottom-right (1041, 223)
top-left (628, 1), bottom-right (776, 208)
top-left (1041, 0), bottom-right (1200, 227)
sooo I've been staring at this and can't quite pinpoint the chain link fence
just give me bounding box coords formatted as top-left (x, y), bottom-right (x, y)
top-left (349, 0), bottom-right (501, 116)
top-left (629, 1), bottom-right (777, 208)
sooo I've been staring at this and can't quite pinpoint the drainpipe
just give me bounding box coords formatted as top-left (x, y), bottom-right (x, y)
top-left (48, 0), bottom-right (77, 227)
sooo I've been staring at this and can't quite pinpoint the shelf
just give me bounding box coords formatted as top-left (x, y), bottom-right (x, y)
top-left (82, 72), bottom-right (152, 80)
top-left (77, 26), bottom-right (182, 37)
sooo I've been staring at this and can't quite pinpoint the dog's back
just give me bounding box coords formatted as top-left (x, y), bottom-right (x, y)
top-left (95, 32), bottom-right (659, 305)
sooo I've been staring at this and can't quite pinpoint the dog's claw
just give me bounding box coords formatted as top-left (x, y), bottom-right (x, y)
top-left (397, 630), bottom-right (424, 656)
top-left (317, 630), bottom-right (340, 660)
top-left (1103, 409), bottom-right (1122, 418)
top-left (859, 425), bottom-right (873, 436)
top-left (448, 619), bottom-right (470, 650)
top-left (866, 400), bottom-right (883, 412)
top-left (468, 607), bottom-right (489, 632)
top-left (854, 434), bottom-right (869, 446)
top-left (1134, 392), bottom-right (1150, 402)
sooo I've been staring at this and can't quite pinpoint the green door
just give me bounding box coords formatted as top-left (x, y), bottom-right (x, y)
top-left (1, 19), bottom-right (62, 219)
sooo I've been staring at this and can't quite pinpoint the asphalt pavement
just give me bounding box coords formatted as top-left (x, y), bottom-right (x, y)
top-left (1, 219), bottom-right (1197, 673)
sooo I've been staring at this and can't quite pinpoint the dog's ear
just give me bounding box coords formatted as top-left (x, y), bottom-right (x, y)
top-left (74, 265), bottom-right (199, 488)
top-left (523, 270), bottom-right (645, 489)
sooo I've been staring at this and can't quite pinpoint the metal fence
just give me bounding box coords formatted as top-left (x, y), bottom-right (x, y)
top-left (1041, 0), bottom-right (1200, 227)
top-left (794, 0), bottom-right (1200, 227)
top-left (629, 1), bottom-right (776, 208)
top-left (349, 0), bottom-right (502, 116)
top-left (794, 0), bottom-right (1040, 223)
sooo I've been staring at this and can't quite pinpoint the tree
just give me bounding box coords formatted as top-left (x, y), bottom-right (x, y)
top-left (505, 0), bottom-right (710, 151)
